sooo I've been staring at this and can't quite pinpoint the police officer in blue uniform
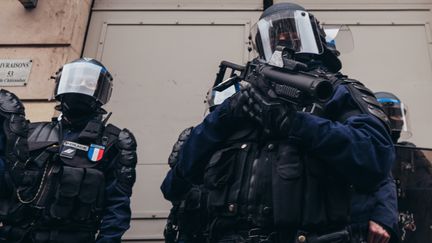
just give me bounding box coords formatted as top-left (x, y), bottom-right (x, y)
top-left (163, 85), bottom-right (241, 243)
top-left (0, 58), bottom-right (137, 243)
top-left (376, 91), bottom-right (432, 243)
top-left (162, 3), bottom-right (395, 243)
top-left (163, 126), bottom-right (206, 243)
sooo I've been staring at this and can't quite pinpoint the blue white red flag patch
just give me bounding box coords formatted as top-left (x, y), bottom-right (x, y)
top-left (88, 144), bottom-right (105, 162)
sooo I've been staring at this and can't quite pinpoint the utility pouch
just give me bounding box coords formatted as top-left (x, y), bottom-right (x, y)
top-left (2, 198), bottom-right (34, 224)
top-left (50, 166), bottom-right (84, 219)
top-left (184, 186), bottom-right (202, 211)
top-left (178, 186), bottom-right (209, 236)
top-left (74, 168), bottom-right (105, 221)
top-left (272, 143), bottom-right (304, 226)
top-left (302, 157), bottom-right (327, 228)
top-left (49, 231), bottom-right (96, 243)
top-left (21, 170), bottom-right (41, 187)
top-left (33, 231), bottom-right (50, 242)
top-left (205, 145), bottom-right (243, 209)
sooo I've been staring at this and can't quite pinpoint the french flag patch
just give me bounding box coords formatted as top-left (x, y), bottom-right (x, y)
top-left (88, 144), bottom-right (105, 162)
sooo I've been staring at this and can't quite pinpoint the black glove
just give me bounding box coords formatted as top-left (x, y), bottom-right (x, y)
top-left (242, 86), bottom-right (296, 137)
top-left (0, 89), bottom-right (29, 185)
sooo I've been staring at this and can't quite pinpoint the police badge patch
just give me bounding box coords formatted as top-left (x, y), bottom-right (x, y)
top-left (88, 144), bottom-right (105, 162)
top-left (60, 141), bottom-right (89, 159)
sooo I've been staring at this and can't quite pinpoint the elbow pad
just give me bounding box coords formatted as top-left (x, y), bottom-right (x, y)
top-left (168, 127), bottom-right (193, 168)
top-left (343, 79), bottom-right (391, 132)
top-left (116, 128), bottom-right (137, 193)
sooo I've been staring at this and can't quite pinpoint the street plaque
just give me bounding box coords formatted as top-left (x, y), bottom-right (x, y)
top-left (0, 59), bottom-right (33, 86)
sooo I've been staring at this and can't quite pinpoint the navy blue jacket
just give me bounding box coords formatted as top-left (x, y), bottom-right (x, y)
top-left (352, 174), bottom-right (399, 237)
top-left (161, 82), bottom-right (397, 232)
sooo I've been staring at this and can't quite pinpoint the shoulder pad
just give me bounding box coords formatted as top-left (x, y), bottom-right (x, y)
top-left (178, 127), bottom-right (193, 141)
top-left (168, 127), bottom-right (193, 167)
top-left (117, 128), bottom-right (137, 150)
top-left (116, 128), bottom-right (138, 172)
top-left (0, 89), bottom-right (25, 115)
top-left (343, 79), bottom-right (391, 131)
top-left (28, 121), bottom-right (59, 143)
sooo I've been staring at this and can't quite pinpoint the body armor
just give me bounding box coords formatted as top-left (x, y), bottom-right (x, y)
top-left (203, 73), bottom-right (388, 242)
top-left (0, 117), bottom-right (137, 243)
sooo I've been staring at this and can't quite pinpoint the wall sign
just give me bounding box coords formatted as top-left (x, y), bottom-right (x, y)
top-left (0, 59), bottom-right (33, 86)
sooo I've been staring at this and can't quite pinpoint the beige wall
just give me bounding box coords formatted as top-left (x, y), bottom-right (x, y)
top-left (93, 0), bottom-right (432, 10)
top-left (0, 0), bottom-right (92, 121)
top-left (83, 1), bottom-right (432, 242)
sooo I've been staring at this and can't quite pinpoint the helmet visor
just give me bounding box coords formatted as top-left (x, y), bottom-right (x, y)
top-left (251, 10), bottom-right (324, 61)
top-left (323, 25), bottom-right (354, 53)
top-left (378, 97), bottom-right (412, 139)
top-left (57, 62), bottom-right (102, 98)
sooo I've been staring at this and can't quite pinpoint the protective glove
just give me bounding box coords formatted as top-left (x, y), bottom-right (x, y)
top-left (239, 85), bottom-right (296, 137)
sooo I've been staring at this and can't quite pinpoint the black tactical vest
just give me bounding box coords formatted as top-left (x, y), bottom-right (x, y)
top-left (204, 126), bottom-right (351, 235)
top-left (1, 118), bottom-right (121, 238)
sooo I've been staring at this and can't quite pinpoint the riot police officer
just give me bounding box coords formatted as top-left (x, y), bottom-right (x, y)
top-left (162, 84), bottom-right (240, 243)
top-left (163, 126), bottom-right (208, 243)
top-left (0, 89), bottom-right (30, 241)
top-left (376, 91), bottom-right (432, 243)
top-left (162, 3), bottom-right (395, 243)
top-left (0, 58), bottom-right (137, 243)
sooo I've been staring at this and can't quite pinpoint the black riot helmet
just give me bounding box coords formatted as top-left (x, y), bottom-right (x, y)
top-left (375, 92), bottom-right (412, 143)
top-left (53, 58), bottom-right (113, 121)
top-left (250, 2), bottom-right (342, 72)
top-left (54, 58), bottom-right (113, 106)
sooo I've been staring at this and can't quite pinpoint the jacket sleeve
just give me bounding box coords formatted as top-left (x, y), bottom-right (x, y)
top-left (370, 174), bottom-right (399, 240)
top-left (161, 99), bottom-right (245, 200)
top-left (97, 129), bottom-right (137, 243)
top-left (96, 164), bottom-right (132, 243)
top-left (288, 84), bottom-right (395, 190)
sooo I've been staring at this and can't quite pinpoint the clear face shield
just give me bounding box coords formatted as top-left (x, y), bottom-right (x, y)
top-left (378, 98), bottom-right (412, 140)
top-left (56, 62), bottom-right (113, 105)
top-left (250, 10), bottom-right (324, 62)
top-left (323, 25), bottom-right (354, 54)
top-left (204, 83), bottom-right (240, 115)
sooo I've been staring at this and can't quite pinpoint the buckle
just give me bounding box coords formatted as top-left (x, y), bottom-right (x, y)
top-left (248, 228), bottom-right (263, 237)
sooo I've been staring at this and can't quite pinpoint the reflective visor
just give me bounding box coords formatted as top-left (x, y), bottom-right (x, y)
top-left (57, 62), bottom-right (103, 97)
top-left (251, 10), bottom-right (324, 61)
top-left (378, 97), bottom-right (412, 139)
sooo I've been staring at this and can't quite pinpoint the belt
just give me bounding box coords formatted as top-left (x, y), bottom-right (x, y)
top-left (214, 228), bottom-right (355, 243)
